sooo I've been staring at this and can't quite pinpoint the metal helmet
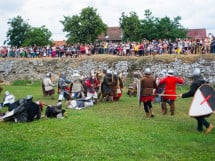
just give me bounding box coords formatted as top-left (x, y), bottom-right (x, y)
top-left (193, 68), bottom-right (201, 76)
top-left (46, 72), bottom-right (51, 78)
top-left (167, 69), bottom-right (174, 75)
top-left (26, 95), bottom-right (33, 101)
top-left (5, 91), bottom-right (10, 96)
top-left (144, 68), bottom-right (151, 74)
top-left (60, 73), bottom-right (66, 79)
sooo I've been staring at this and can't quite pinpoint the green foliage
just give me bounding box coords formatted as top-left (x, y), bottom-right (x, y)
top-left (120, 9), bottom-right (187, 41)
top-left (5, 16), bottom-right (52, 47)
top-left (0, 82), bottom-right (215, 160)
top-left (140, 9), bottom-right (158, 40)
top-left (23, 25), bottom-right (52, 46)
top-left (5, 16), bottom-right (31, 47)
top-left (61, 7), bottom-right (107, 44)
top-left (119, 12), bottom-right (142, 42)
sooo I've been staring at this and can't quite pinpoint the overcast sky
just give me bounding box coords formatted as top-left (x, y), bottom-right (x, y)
top-left (1, 0), bottom-right (215, 45)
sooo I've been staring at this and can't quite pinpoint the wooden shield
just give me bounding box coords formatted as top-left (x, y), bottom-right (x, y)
top-left (189, 84), bottom-right (215, 116)
top-left (136, 78), bottom-right (141, 108)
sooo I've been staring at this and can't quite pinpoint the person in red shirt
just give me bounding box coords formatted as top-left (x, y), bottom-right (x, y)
top-left (158, 69), bottom-right (184, 115)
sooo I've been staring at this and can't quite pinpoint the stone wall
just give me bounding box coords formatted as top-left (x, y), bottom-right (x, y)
top-left (0, 55), bottom-right (215, 84)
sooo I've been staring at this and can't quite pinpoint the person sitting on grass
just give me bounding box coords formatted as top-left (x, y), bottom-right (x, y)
top-left (0, 91), bottom-right (15, 109)
top-left (42, 72), bottom-right (56, 99)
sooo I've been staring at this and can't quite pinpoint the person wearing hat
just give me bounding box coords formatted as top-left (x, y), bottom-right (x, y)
top-left (158, 69), bottom-right (184, 115)
top-left (180, 68), bottom-right (213, 134)
top-left (140, 68), bottom-right (157, 118)
top-left (42, 73), bottom-right (55, 99)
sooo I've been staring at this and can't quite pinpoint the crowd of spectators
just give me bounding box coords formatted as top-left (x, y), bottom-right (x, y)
top-left (1, 37), bottom-right (215, 58)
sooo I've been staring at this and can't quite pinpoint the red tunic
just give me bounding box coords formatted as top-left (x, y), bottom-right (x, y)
top-left (159, 75), bottom-right (184, 100)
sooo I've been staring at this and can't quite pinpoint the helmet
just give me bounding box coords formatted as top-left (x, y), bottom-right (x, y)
top-left (72, 73), bottom-right (80, 77)
top-left (107, 69), bottom-right (112, 74)
top-left (144, 68), bottom-right (151, 74)
top-left (60, 73), bottom-right (66, 79)
top-left (193, 68), bottom-right (200, 76)
top-left (5, 91), bottom-right (10, 96)
top-left (46, 73), bottom-right (51, 77)
top-left (167, 69), bottom-right (174, 75)
top-left (26, 95), bottom-right (33, 101)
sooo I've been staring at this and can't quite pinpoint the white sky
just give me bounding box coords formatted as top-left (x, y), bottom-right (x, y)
top-left (1, 0), bottom-right (215, 45)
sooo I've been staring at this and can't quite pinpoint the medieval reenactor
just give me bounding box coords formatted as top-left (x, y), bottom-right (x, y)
top-left (42, 73), bottom-right (55, 99)
top-left (140, 68), bottom-right (157, 118)
top-left (0, 91), bottom-right (15, 110)
top-left (112, 72), bottom-right (124, 101)
top-left (180, 68), bottom-right (214, 134)
top-left (84, 71), bottom-right (99, 104)
top-left (58, 73), bottom-right (71, 102)
top-left (0, 95), bottom-right (42, 123)
top-left (158, 69), bottom-right (184, 115)
top-left (101, 69), bottom-right (114, 101)
top-left (45, 102), bottom-right (65, 118)
top-left (70, 73), bottom-right (85, 99)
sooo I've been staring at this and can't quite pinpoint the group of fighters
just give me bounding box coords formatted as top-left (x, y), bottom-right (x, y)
top-left (135, 67), bottom-right (213, 134)
top-left (42, 69), bottom-right (124, 105)
top-left (0, 67), bottom-right (214, 134)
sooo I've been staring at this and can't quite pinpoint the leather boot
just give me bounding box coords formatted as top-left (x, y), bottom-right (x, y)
top-left (162, 107), bottom-right (167, 115)
top-left (170, 106), bottom-right (175, 115)
top-left (149, 109), bottom-right (154, 117)
top-left (146, 112), bottom-right (151, 118)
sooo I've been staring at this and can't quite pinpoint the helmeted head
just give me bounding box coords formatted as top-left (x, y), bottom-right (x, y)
top-left (60, 73), bottom-right (66, 79)
top-left (144, 68), bottom-right (151, 75)
top-left (192, 68), bottom-right (201, 77)
top-left (5, 91), bottom-right (10, 96)
top-left (46, 72), bottom-right (51, 78)
top-left (107, 69), bottom-right (112, 74)
top-left (133, 71), bottom-right (138, 78)
top-left (90, 70), bottom-right (96, 79)
top-left (26, 95), bottom-right (33, 101)
top-left (167, 69), bottom-right (174, 76)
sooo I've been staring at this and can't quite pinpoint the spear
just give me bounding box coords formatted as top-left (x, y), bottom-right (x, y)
top-left (153, 94), bottom-right (181, 97)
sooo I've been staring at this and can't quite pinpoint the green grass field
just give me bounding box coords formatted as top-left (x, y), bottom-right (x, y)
top-left (0, 80), bottom-right (215, 161)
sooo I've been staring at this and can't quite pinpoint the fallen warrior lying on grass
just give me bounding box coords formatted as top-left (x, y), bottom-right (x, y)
top-left (0, 95), bottom-right (42, 123)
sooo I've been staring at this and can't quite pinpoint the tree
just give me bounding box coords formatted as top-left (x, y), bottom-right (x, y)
top-left (5, 16), bottom-right (31, 47)
top-left (140, 9), bottom-right (157, 40)
top-left (61, 7), bottom-right (107, 44)
top-left (119, 12), bottom-right (142, 42)
top-left (140, 9), bottom-right (187, 40)
top-left (23, 25), bottom-right (52, 47)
